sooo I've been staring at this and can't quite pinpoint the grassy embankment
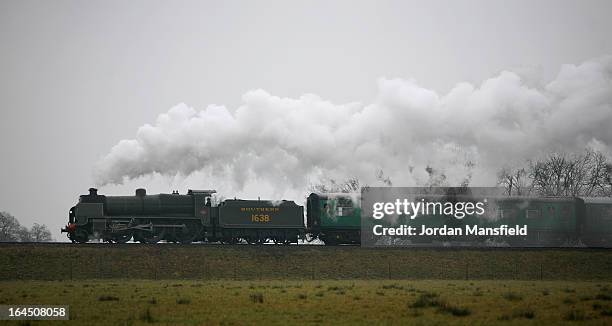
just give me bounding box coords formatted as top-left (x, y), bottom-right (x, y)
top-left (0, 243), bottom-right (610, 281)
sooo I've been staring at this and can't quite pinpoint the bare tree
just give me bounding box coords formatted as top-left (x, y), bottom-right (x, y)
top-left (583, 150), bottom-right (612, 196)
top-left (497, 166), bottom-right (530, 196)
top-left (529, 150), bottom-right (607, 196)
top-left (0, 211), bottom-right (21, 241)
top-left (30, 223), bottom-right (53, 242)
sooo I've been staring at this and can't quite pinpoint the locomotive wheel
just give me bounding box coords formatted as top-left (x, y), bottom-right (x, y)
top-left (246, 236), bottom-right (263, 245)
top-left (176, 225), bottom-right (202, 244)
top-left (304, 233), bottom-right (317, 242)
top-left (221, 237), bottom-right (237, 244)
top-left (136, 229), bottom-right (166, 244)
top-left (111, 231), bottom-right (133, 244)
top-left (321, 236), bottom-right (338, 246)
top-left (72, 229), bottom-right (90, 243)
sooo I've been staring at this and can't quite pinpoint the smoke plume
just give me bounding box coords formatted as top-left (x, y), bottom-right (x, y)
top-left (95, 56), bottom-right (612, 199)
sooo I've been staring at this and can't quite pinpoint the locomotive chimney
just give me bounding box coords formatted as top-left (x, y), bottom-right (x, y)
top-left (89, 188), bottom-right (98, 196)
top-left (135, 188), bottom-right (147, 197)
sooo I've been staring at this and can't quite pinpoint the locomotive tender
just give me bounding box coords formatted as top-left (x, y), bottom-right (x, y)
top-left (62, 188), bottom-right (612, 246)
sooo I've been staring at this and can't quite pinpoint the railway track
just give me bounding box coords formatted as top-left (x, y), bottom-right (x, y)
top-left (1, 241), bottom-right (610, 251)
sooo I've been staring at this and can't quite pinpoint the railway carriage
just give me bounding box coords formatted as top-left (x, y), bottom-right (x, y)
top-left (581, 197), bottom-right (612, 247)
top-left (490, 197), bottom-right (583, 246)
top-left (306, 193), bottom-right (361, 245)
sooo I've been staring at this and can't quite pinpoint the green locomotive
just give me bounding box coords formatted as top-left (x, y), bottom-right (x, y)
top-left (62, 188), bottom-right (303, 244)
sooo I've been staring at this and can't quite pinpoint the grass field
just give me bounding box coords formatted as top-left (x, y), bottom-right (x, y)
top-left (0, 280), bottom-right (611, 325)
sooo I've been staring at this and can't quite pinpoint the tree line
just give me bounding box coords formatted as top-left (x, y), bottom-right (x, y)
top-left (0, 211), bottom-right (53, 242)
top-left (498, 149), bottom-right (612, 197)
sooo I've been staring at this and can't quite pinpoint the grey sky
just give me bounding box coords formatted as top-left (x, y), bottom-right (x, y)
top-left (1, 0), bottom-right (611, 240)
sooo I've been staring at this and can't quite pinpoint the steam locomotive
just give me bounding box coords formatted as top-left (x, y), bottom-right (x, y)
top-left (62, 188), bottom-right (303, 244)
top-left (62, 188), bottom-right (612, 246)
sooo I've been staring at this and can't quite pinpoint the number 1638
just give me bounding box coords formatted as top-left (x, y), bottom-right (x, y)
top-left (251, 214), bottom-right (271, 222)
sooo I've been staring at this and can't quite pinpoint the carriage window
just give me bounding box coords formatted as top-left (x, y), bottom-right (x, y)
top-left (333, 198), bottom-right (355, 216)
top-left (526, 209), bottom-right (541, 218)
top-left (323, 203), bottom-right (332, 216)
top-left (483, 205), bottom-right (496, 219)
top-left (498, 208), bottom-right (518, 219)
top-left (336, 206), bottom-right (355, 217)
top-left (337, 197), bottom-right (354, 207)
top-left (600, 206), bottom-right (612, 220)
top-left (561, 205), bottom-right (572, 219)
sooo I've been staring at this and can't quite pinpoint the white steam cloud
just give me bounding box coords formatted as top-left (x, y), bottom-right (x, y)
top-left (95, 56), bottom-right (612, 198)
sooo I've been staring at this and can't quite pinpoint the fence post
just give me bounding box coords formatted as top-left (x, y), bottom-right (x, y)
top-left (97, 256), bottom-right (102, 279)
top-left (201, 259), bottom-right (205, 280)
top-left (540, 262), bottom-right (543, 281)
top-left (515, 259), bottom-right (518, 280)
